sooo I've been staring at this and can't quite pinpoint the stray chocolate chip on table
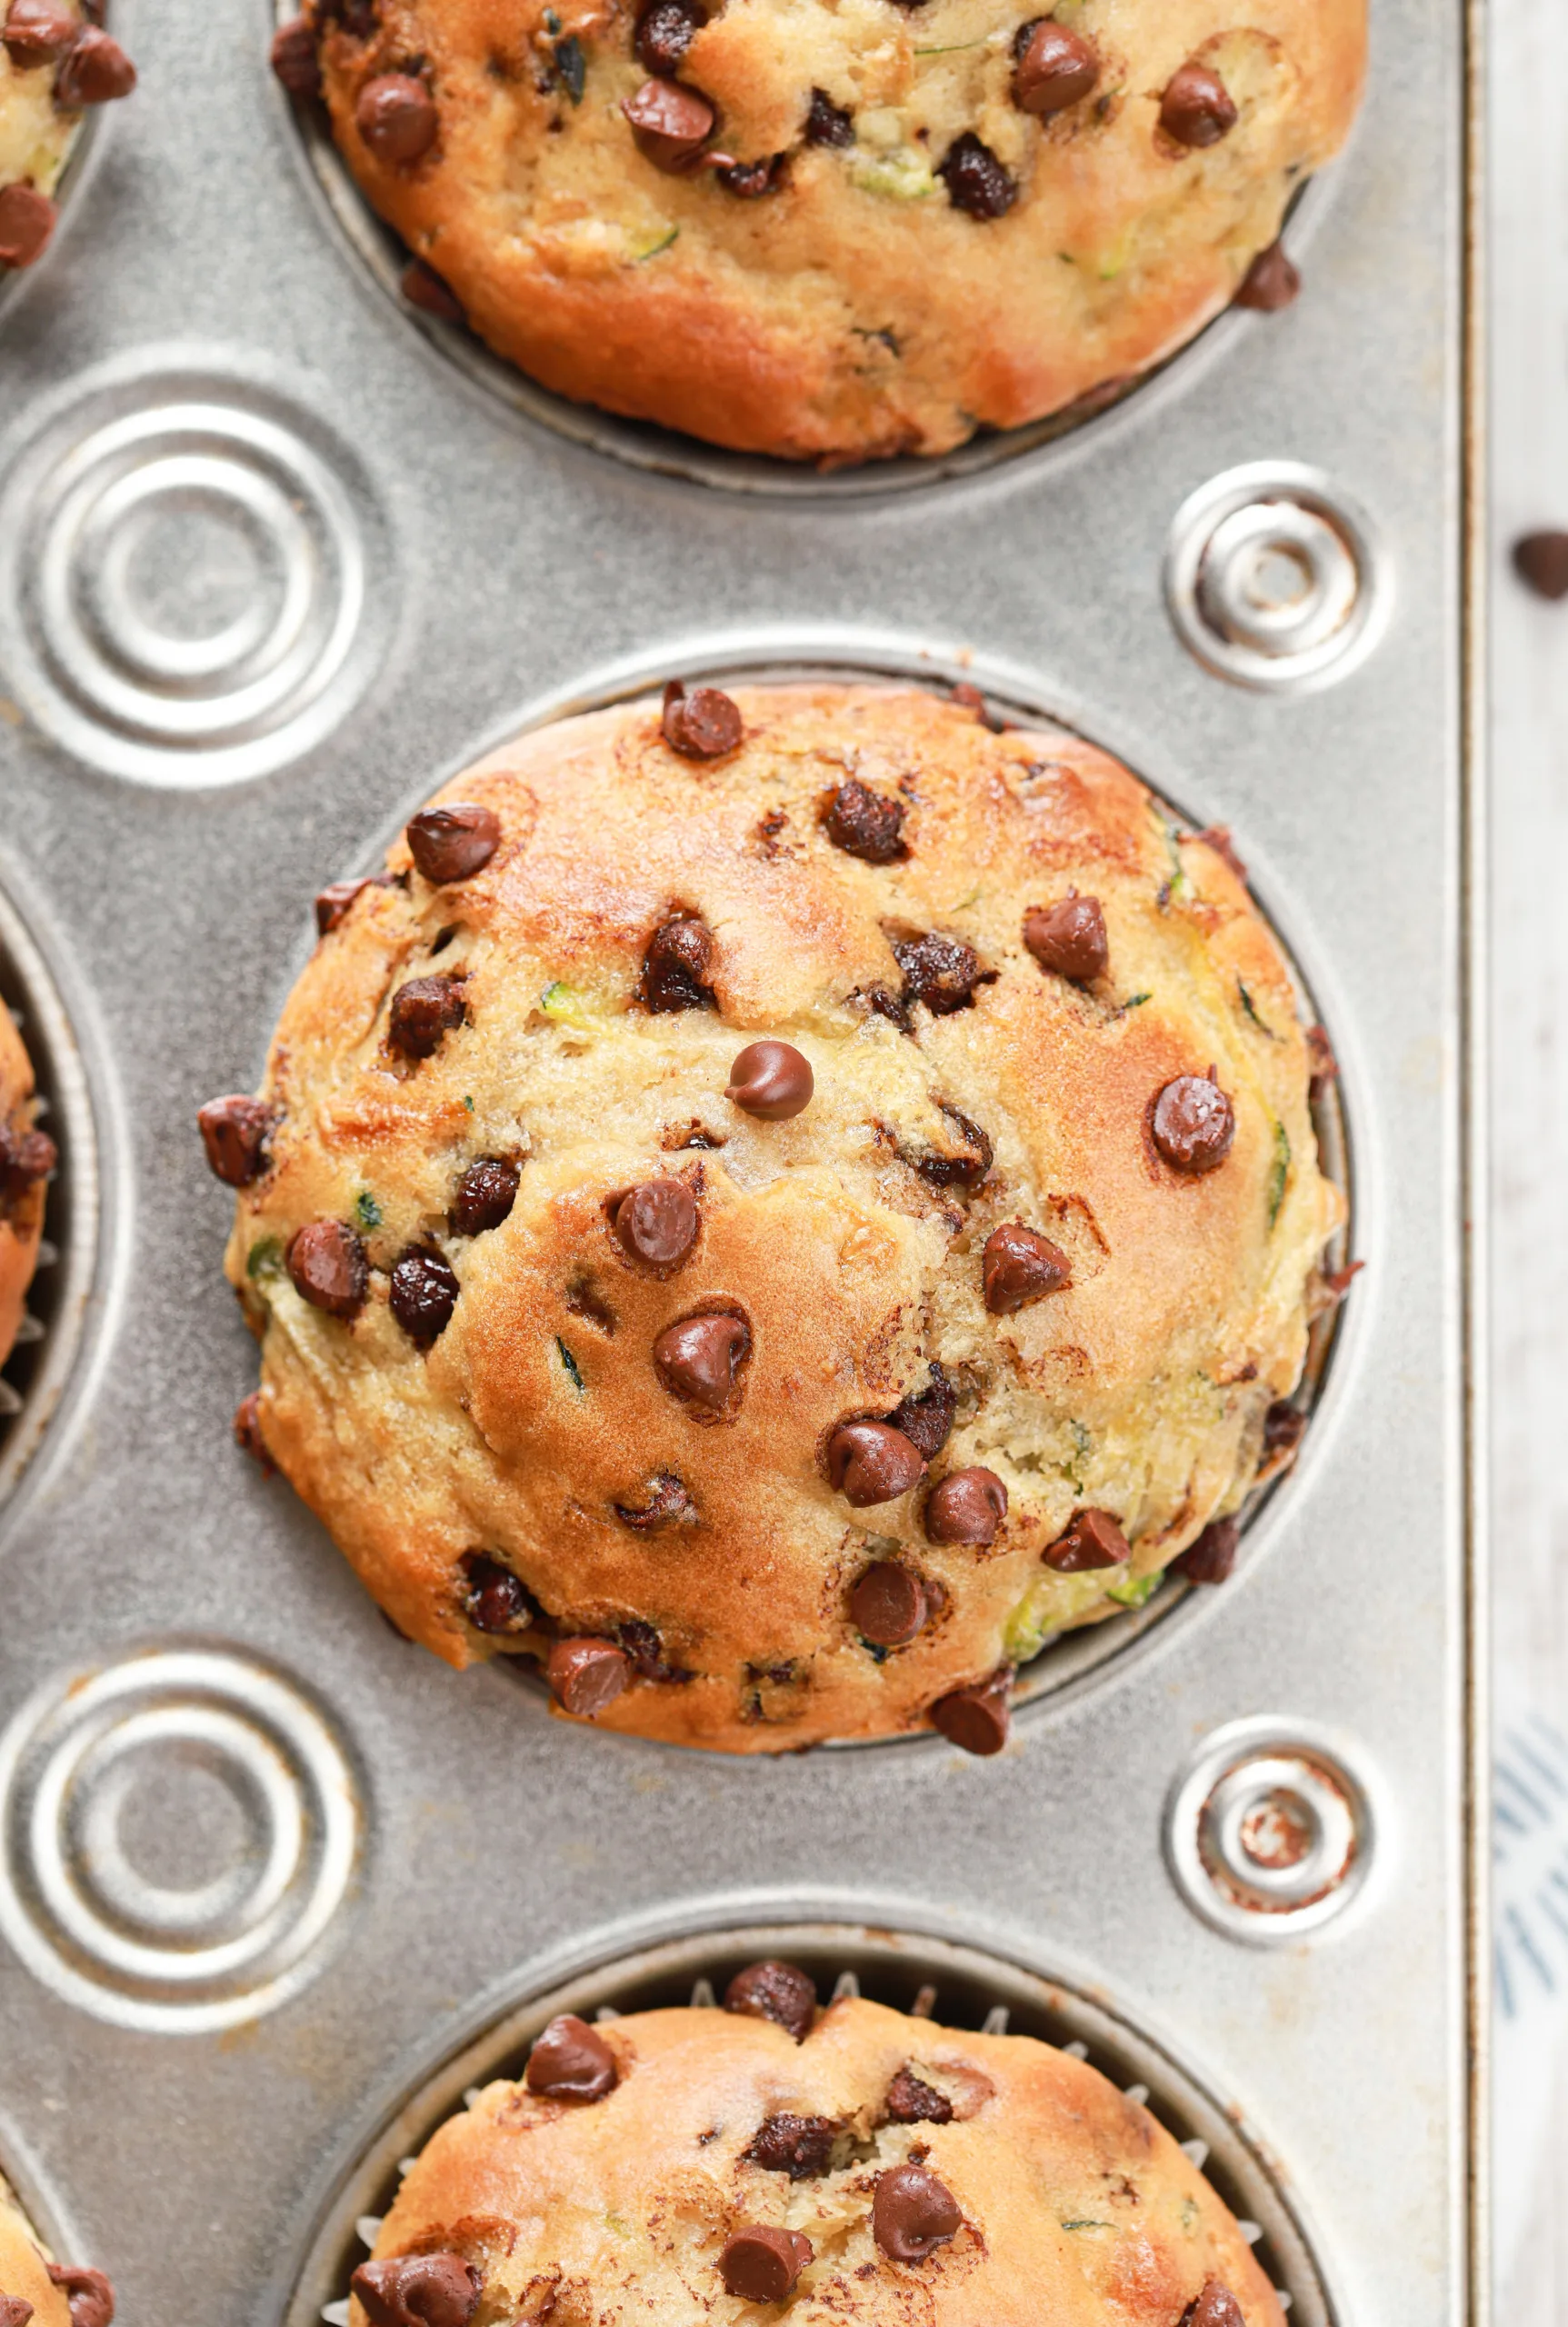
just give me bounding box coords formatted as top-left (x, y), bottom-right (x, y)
top-left (269, 14), bottom-right (321, 96)
top-left (452, 1154), bottom-right (519, 1235)
top-left (661, 679), bottom-right (743, 758)
top-left (1170, 1514), bottom-right (1238, 1583)
top-left (526, 2010), bottom-right (619, 2099)
top-left (928, 1669), bottom-right (1011, 1755)
top-left (925, 1466), bottom-right (1007, 1546)
top-left (1024, 894), bottom-right (1107, 984)
top-left (827, 1420), bottom-right (926, 1507)
top-left (1159, 61), bottom-right (1236, 147)
top-left (352, 2256), bottom-right (479, 2327)
top-left (406, 801), bottom-right (501, 882)
top-left (1513, 531), bottom-right (1568, 601)
top-left (850, 1561), bottom-right (928, 1646)
top-left (287, 1220), bottom-right (369, 1320)
top-left (614, 1177), bottom-right (699, 1268)
top-left (388, 974), bottom-right (467, 1059)
top-left (356, 72), bottom-right (438, 164)
top-left (824, 777), bottom-right (905, 863)
top-left (982, 1222), bottom-right (1070, 1313)
top-left (55, 26), bottom-right (135, 103)
top-left (197, 1094), bottom-right (276, 1186)
top-left (654, 1311), bottom-right (749, 1409)
top-left (744, 2112), bottom-right (837, 2177)
top-left (389, 1247), bottom-right (459, 1345)
top-left (1044, 1507), bottom-right (1128, 1572)
top-left (623, 76), bottom-right (714, 170)
top-left (0, 184), bottom-right (55, 269)
top-left (1151, 1074), bottom-right (1235, 1173)
top-left (725, 1039), bottom-right (813, 1120)
top-left (1013, 18), bottom-right (1098, 115)
top-left (884, 2066), bottom-right (954, 2124)
top-left (720, 2228), bottom-right (813, 2304)
top-left (45, 2272), bottom-right (115, 2327)
top-left (3, 0), bottom-right (77, 65)
top-left (1235, 239), bottom-right (1300, 311)
top-left (724, 1957), bottom-right (816, 2039)
top-left (873, 2162), bottom-right (964, 2262)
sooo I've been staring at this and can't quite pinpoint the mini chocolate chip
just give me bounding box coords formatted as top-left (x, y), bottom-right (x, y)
top-left (1013, 19), bottom-right (1097, 115)
top-left (804, 85), bottom-right (853, 144)
top-left (614, 1177), bottom-right (699, 1268)
top-left (406, 801), bottom-right (500, 882)
top-left (0, 1122), bottom-right (55, 1207)
top-left (725, 1039), bottom-right (813, 1120)
top-left (938, 132), bottom-right (1015, 218)
top-left (824, 777), bottom-right (905, 864)
top-left (1513, 532), bottom-right (1568, 601)
top-left (355, 71), bottom-right (437, 163)
top-left (849, 1561), bottom-right (928, 1646)
top-left (44, 2274), bottom-right (113, 2327)
top-left (724, 1958), bottom-right (816, 2040)
top-left (1151, 1074), bottom-right (1234, 1173)
top-left (546, 1637), bottom-right (630, 1717)
top-left (719, 2228), bottom-right (813, 2304)
top-left (1159, 61), bottom-right (1236, 147)
top-left (388, 974), bottom-right (467, 1059)
top-left (389, 1246), bottom-right (459, 1345)
top-left (654, 1311), bottom-right (749, 1409)
top-left (462, 1551), bottom-right (536, 1633)
top-left (635, 0), bottom-right (701, 75)
top-left (452, 1155), bottom-right (519, 1235)
top-left (623, 75), bottom-right (714, 168)
top-left (1180, 2281), bottom-right (1246, 2327)
top-left (0, 184), bottom-right (55, 268)
top-left (315, 874), bottom-right (390, 935)
top-left (1236, 238), bottom-right (1299, 311)
top-left (886, 1363), bottom-right (955, 1461)
top-left (613, 1468), bottom-right (699, 1529)
top-left (351, 2258), bottom-right (478, 2327)
top-left (1044, 1507), bottom-right (1127, 1572)
top-left (744, 2113), bottom-right (836, 2178)
top-left (661, 679), bottom-right (743, 757)
top-left (1263, 1400), bottom-right (1306, 1459)
top-left (197, 1094), bottom-right (276, 1187)
top-left (0, 2297), bottom-right (33, 2327)
top-left (269, 14), bottom-right (321, 95)
top-left (616, 1617), bottom-right (693, 1682)
top-left (55, 26), bottom-right (135, 102)
top-left (884, 2066), bottom-right (954, 2124)
top-left (914, 1104), bottom-right (993, 1193)
top-left (1170, 1515), bottom-right (1238, 1584)
top-left (983, 1223), bottom-right (1070, 1313)
top-left (1024, 894), bottom-right (1107, 983)
top-left (643, 914), bottom-right (714, 1012)
top-left (873, 2162), bottom-right (963, 2262)
top-left (4, 0), bottom-right (77, 65)
top-left (928, 1670), bottom-right (1011, 1755)
top-left (925, 1466), bottom-right (1007, 1546)
top-left (894, 931), bottom-right (989, 1015)
top-left (234, 1391), bottom-right (274, 1474)
top-left (826, 1421), bottom-right (926, 1507)
top-left (286, 1220), bottom-right (369, 1320)
top-left (401, 256), bottom-right (464, 319)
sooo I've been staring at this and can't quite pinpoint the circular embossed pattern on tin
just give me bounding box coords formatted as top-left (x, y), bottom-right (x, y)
top-left (0, 1643), bottom-right (360, 2032)
top-left (0, 363), bottom-right (390, 786)
top-left (286, 1925), bottom-right (1334, 2327)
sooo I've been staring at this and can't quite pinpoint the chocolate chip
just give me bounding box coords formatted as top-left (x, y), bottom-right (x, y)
top-left (4, 0), bottom-right (78, 66)
top-left (1024, 894), bottom-right (1107, 983)
top-left (0, 2297), bottom-right (33, 2327)
top-left (1159, 61), bottom-right (1236, 147)
top-left (45, 2273), bottom-right (115, 2327)
top-left (824, 777), bottom-right (905, 864)
top-left (719, 2228), bottom-right (813, 2303)
top-left (643, 914), bottom-right (714, 1012)
top-left (661, 679), bottom-right (743, 757)
top-left (461, 1551), bottom-right (537, 1633)
top-left (0, 1121), bottom-right (55, 1209)
top-left (886, 1363), bottom-right (955, 1460)
top-left (315, 874), bottom-right (387, 935)
top-left (198, 1094), bottom-right (276, 1186)
top-left (0, 184), bottom-right (55, 268)
top-left (233, 1391), bottom-right (274, 1474)
top-left (1263, 1400), bottom-right (1306, 1459)
top-left (616, 1618), bottom-right (693, 1682)
top-left (406, 801), bottom-right (500, 882)
top-left (1305, 1023), bottom-right (1338, 1094)
top-left (744, 2113), bottom-right (836, 2177)
top-left (388, 974), bottom-right (467, 1059)
top-left (1235, 238), bottom-right (1299, 311)
top-left (614, 1177), bottom-right (699, 1268)
top-left (884, 2066), bottom-right (954, 2124)
top-left (724, 1958), bottom-right (816, 2040)
top-left (983, 1223), bottom-right (1070, 1313)
top-left (269, 14), bottom-right (321, 95)
top-left (351, 2258), bottom-right (478, 2327)
top-left (826, 1420), bottom-right (926, 1507)
top-left (1170, 1515), bottom-right (1238, 1584)
top-left (55, 26), bottom-right (135, 102)
top-left (546, 1637), bottom-right (630, 1717)
top-left (613, 1468), bottom-right (698, 1529)
top-left (623, 75), bottom-right (714, 169)
top-left (355, 71), bottom-right (436, 162)
top-left (1513, 532), bottom-right (1568, 601)
top-left (286, 1220), bottom-right (368, 1319)
top-left (635, 0), bottom-right (701, 75)
top-left (401, 256), bottom-right (464, 319)
top-left (925, 1466), bottom-right (1007, 1546)
top-left (714, 153), bottom-right (783, 196)
top-left (1179, 2280), bottom-right (1246, 2327)
top-left (452, 1156), bottom-right (519, 1235)
top-left (1044, 1507), bottom-right (1128, 1572)
top-left (850, 1561), bottom-right (929, 1646)
top-left (938, 132), bottom-right (1015, 218)
top-left (928, 1670), bottom-right (1011, 1755)
top-left (654, 1311), bottom-right (749, 1409)
top-left (1151, 1074), bottom-right (1234, 1173)
top-left (872, 2162), bottom-right (963, 2262)
top-left (389, 1246), bottom-right (459, 1345)
top-left (804, 85), bottom-right (853, 145)
top-left (725, 1039), bottom-right (813, 1120)
top-left (914, 1104), bottom-right (993, 1193)
top-left (1012, 19), bottom-right (1097, 115)
top-left (894, 932), bottom-right (989, 1016)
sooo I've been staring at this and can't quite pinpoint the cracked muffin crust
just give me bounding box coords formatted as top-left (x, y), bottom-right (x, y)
top-left (0, 996), bottom-right (55, 1377)
top-left (284, 0), bottom-right (1364, 462)
top-left (0, 2), bottom-right (136, 275)
top-left (351, 1984), bottom-right (1281, 2327)
top-left (0, 2172), bottom-right (115, 2327)
top-left (211, 682), bottom-right (1343, 1753)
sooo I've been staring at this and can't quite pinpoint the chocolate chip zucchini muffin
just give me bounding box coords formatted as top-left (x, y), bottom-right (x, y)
top-left (275, 0), bottom-right (1364, 462)
top-left (350, 1968), bottom-right (1279, 2327)
top-left (0, 994), bottom-right (55, 1376)
top-left (205, 681), bottom-right (1345, 1753)
top-left (0, 2172), bottom-right (115, 2327)
top-left (0, 0), bottom-right (135, 273)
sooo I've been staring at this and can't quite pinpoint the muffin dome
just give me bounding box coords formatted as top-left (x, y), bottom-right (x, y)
top-left (289, 0), bottom-right (1365, 462)
top-left (211, 682), bottom-right (1343, 1753)
top-left (0, 3), bottom-right (136, 275)
top-left (0, 994), bottom-right (55, 1377)
top-left (352, 1982), bottom-right (1281, 2327)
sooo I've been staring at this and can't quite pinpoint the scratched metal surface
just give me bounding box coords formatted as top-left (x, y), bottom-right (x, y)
top-left (0, 3), bottom-right (1478, 2326)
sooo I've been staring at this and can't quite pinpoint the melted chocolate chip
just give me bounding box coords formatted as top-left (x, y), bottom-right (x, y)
top-left (1024, 894), bottom-right (1108, 984)
top-left (725, 1039), bottom-right (814, 1120)
top-left (894, 931), bottom-right (989, 1016)
top-left (0, 184), bottom-right (55, 268)
top-left (389, 1246), bottom-right (459, 1345)
top-left (351, 2259), bottom-right (478, 2327)
top-left (804, 85), bottom-right (853, 145)
top-left (929, 1669), bottom-right (1011, 1755)
top-left (714, 154), bottom-right (783, 196)
top-left (526, 2012), bottom-right (619, 2098)
top-left (634, 0), bottom-right (701, 75)
top-left (661, 679), bottom-right (743, 756)
top-left (938, 132), bottom-right (1015, 218)
top-left (388, 974), bottom-right (466, 1059)
top-left (0, 2296), bottom-right (33, 2327)
top-left (884, 2066), bottom-right (954, 2124)
top-left (643, 914), bottom-right (714, 1012)
top-left (452, 1155), bottom-right (519, 1235)
top-left (3, 0), bottom-right (77, 65)
top-left (1170, 1515), bottom-right (1238, 1584)
top-left (914, 1104), bottom-right (993, 1193)
top-left (724, 1958), bottom-right (816, 2040)
top-left (623, 75), bottom-right (714, 168)
top-left (1263, 1400), bottom-right (1306, 1459)
top-left (0, 1122), bottom-right (53, 1213)
top-left (824, 778), bottom-right (905, 864)
top-left (982, 1222), bottom-right (1071, 1313)
top-left (1159, 61), bottom-right (1236, 147)
top-left (197, 1094), bottom-right (276, 1186)
top-left (55, 27), bottom-right (135, 103)
top-left (546, 1637), bottom-right (630, 1717)
top-left (1236, 238), bottom-right (1300, 311)
top-left (886, 1363), bottom-right (955, 1461)
top-left (653, 1311), bottom-right (749, 1409)
top-left (1513, 532), bottom-right (1568, 601)
top-left (925, 1466), bottom-right (1007, 1546)
top-left (1013, 18), bottom-right (1097, 115)
top-left (1151, 1074), bottom-right (1234, 1173)
top-left (614, 1178), bottom-right (699, 1268)
top-left (826, 1420), bottom-right (926, 1507)
top-left (45, 2273), bottom-right (114, 2327)
top-left (744, 2113), bottom-right (837, 2178)
top-left (286, 1220), bottom-right (369, 1319)
top-left (1044, 1507), bottom-right (1127, 1572)
top-left (406, 802), bottom-right (500, 882)
top-left (873, 2162), bottom-right (963, 2261)
top-left (401, 257), bottom-right (464, 319)
top-left (613, 1468), bottom-right (698, 1530)
top-left (461, 1551), bottom-right (537, 1633)
top-left (356, 72), bottom-right (438, 163)
top-left (849, 1561), bottom-right (928, 1646)
top-left (1180, 2281), bottom-right (1246, 2327)
top-left (233, 1391), bottom-right (274, 1474)
top-left (616, 1617), bottom-right (693, 1682)
top-left (1194, 824), bottom-right (1247, 884)
top-left (269, 14), bottom-right (321, 95)
top-left (315, 874), bottom-right (389, 935)
top-left (719, 2228), bottom-right (813, 2304)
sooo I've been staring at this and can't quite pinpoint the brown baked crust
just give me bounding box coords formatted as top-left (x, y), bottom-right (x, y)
top-left (0, 1000), bottom-right (49, 1375)
top-left (0, 2178), bottom-right (70, 2327)
top-left (360, 1992), bottom-right (1284, 2327)
top-left (223, 682), bottom-right (1343, 1753)
top-left (306, 0), bottom-right (1366, 462)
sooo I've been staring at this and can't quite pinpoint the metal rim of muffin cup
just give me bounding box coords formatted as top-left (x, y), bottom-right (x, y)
top-left (283, 1920), bottom-right (1337, 2327)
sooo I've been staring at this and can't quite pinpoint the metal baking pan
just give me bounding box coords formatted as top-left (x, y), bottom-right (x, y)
top-left (0, 0), bottom-right (1483, 2323)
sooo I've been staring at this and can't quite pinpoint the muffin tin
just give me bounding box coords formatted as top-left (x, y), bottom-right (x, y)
top-left (0, 2), bottom-right (1483, 2326)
